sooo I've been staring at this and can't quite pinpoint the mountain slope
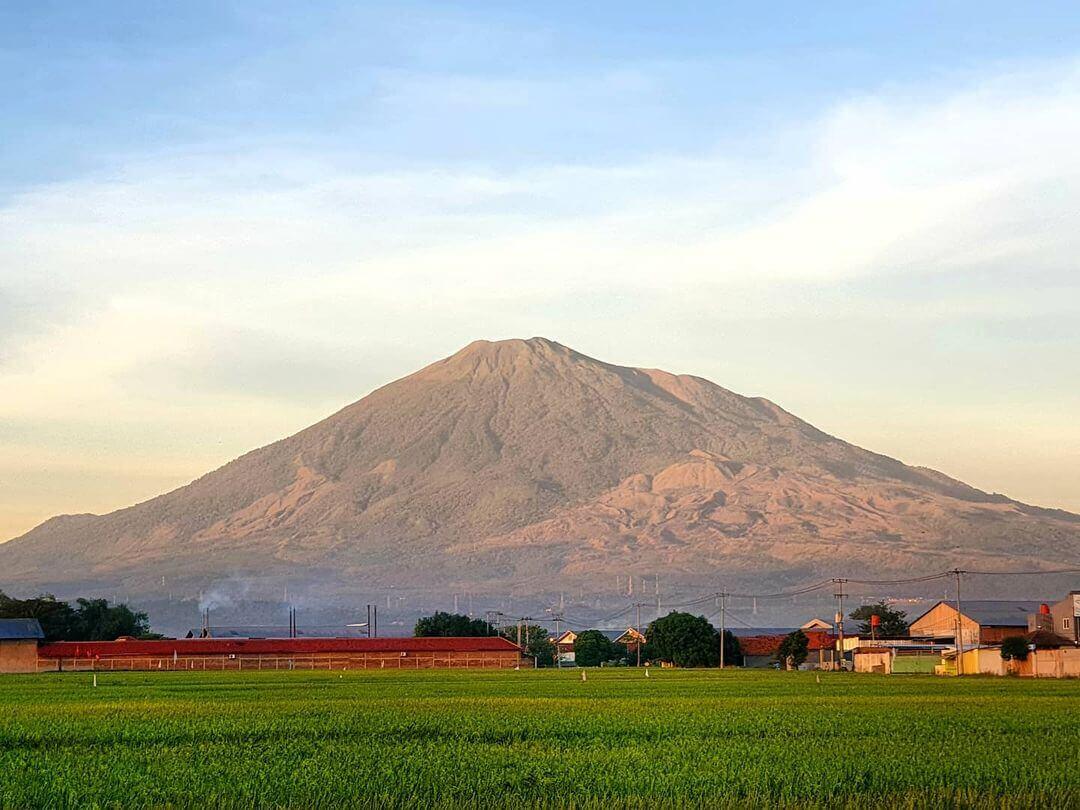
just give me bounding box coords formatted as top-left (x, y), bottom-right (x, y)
top-left (3, 337), bottom-right (1078, 597)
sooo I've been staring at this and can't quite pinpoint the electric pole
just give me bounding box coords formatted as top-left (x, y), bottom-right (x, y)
top-left (952, 568), bottom-right (966, 675)
top-left (719, 592), bottom-right (728, 669)
top-left (833, 578), bottom-right (847, 671)
top-left (635, 602), bottom-right (644, 667)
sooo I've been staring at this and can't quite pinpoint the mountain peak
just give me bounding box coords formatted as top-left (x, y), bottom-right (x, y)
top-left (420, 336), bottom-right (591, 381)
top-left (3, 338), bottom-right (1078, 603)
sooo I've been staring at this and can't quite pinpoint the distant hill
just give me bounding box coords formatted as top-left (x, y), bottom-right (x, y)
top-left (3, 337), bottom-right (1078, 600)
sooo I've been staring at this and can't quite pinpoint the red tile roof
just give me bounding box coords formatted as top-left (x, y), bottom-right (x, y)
top-left (738, 635), bottom-right (786, 655)
top-left (38, 636), bottom-right (521, 659)
top-left (738, 631), bottom-right (837, 656)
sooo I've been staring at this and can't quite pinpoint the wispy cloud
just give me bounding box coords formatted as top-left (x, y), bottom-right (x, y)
top-left (3, 58), bottom-right (1080, 538)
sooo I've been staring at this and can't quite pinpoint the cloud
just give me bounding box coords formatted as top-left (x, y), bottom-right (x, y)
top-left (3, 58), bottom-right (1080, 536)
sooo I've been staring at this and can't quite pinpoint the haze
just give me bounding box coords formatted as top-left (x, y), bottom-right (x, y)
top-left (3, 2), bottom-right (1080, 542)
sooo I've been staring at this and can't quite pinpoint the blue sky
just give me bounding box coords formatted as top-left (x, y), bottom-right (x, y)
top-left (3, 2), bottom-right (1080, 539)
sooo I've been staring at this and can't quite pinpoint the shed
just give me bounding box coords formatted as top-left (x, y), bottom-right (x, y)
top-left (0, 618), bottom-right (45, 674)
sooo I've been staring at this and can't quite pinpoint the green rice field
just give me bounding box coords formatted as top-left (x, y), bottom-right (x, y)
top-left (1, 669), bottom-right (1078, 808)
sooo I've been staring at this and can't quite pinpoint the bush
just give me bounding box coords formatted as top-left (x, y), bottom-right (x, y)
top-left (1000, 636), bottom-right (1030, 661)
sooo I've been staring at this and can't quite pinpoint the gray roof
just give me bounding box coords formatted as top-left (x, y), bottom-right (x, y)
top-left (915, 600), bottom-right (1045, 627)
top-left (960, 600), bottom-right (1045, 626)
top-left (0, 618), bottom-right (45, 640)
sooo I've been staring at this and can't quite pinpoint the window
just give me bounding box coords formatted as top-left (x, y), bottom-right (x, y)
top-left (1064, 618), bottom-right (1072, 631)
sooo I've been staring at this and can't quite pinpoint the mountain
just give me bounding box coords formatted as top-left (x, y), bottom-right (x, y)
top-left (3, 337), bottom-right (1079, 601)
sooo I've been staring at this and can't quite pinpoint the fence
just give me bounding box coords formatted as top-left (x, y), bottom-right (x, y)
top-left (39, 651), bottom-right (525, 673)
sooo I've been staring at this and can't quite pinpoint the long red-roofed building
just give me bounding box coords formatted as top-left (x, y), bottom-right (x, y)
top-left (37, 635), bottom-right (525, 672)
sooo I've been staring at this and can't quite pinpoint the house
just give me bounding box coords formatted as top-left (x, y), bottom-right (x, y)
top-left (739, 629), bottom-right (839, 669)
top-left (908, 600), bottom-right (1044, 647)
top-left (36, 636), bottom-right (525, 672)
top-left (0, 618), bottom-right (45, 673)
top-left (800, 618), bottom-right (834, 632)
top-left (551, 628), bottom-right (646, 665)
top-left (739, 635), bottom-right (786, 668)
top-left (613, 627), bottom-right (646, 652)
top-left (1028, 592), bottom-right (1080, 643)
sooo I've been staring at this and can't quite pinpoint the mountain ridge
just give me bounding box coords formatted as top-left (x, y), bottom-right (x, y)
top-left (3, 337), bottom-right (1078, 598)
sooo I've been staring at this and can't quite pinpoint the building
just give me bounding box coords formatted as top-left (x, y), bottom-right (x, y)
top-left (0, 619), bottom-right (45, 674)
top-left (738, 635), bottom-right (785, 668)
top-left (551, 628), bottom-right (645, 666)
top-left (36, 636), bottom-right (524, 672)
top-left (1028, 592), bottom-right (1080, 643)
top-left (908, 600), bottom-right (1044, 647)
top-left (803, 630), bottom-right (839, 670)
top-left (800, 618), bottom-right (834, 631)
top-left (739, 629), bottom-right (838, 669)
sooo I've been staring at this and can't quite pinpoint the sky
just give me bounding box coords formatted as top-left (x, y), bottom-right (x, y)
top-left (3, 1), bottom-right (1080, 541)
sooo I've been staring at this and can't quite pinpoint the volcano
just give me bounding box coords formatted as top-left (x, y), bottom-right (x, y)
top-left (3, 337), bottom-right (1078, 600)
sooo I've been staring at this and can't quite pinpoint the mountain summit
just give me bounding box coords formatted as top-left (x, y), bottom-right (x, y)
top-left (3, 337), bottom-right (1078, 598)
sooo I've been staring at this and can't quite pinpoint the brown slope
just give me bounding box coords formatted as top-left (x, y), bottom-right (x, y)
top-left (2, 337), bottom-right (1078, 596)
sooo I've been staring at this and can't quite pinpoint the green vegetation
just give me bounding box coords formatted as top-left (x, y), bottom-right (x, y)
top-left (414, 613), bottom-right (555, 666)
top-left (645, 611), bottom-right (723, 667)
top-left (506, 623), bottom-right (556, 667)
top-left (2, 670), bottom-right (1077, 808)
top-left (414, 611), bottom-right (495, 637)
top-left (573, 629), bottom-right (619, 666)
top-left (1001, 636), bottom-right (1031, 661)
top-left (777, 629), bottom-right (810, 669)
top-left (0, 591), bottom-right (151, 641)
top-left (850, 600), bottom-right (910, 636)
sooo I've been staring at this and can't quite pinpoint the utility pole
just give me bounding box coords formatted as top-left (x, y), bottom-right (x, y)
top-left (719, 592), bottom-right (728, 669)
top-left (366, 604), bottom-right (372, 638)
top-left (373, 605), bottom-right (378, 638)
top-left (952, 568), bottom-right (966, 675)
top-left (635, 602), bottom-right (644, 667)
top-left (655, 574), bottom-right (661, 620)
top-left (833, 578), bottom-right (847, 671)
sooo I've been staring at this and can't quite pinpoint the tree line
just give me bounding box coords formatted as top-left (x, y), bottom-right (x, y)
top-left (0, 591), bottom-right (154, 641)
top-left (415, 599), bottom-right (912, 668)
top-left (415, 609), bottom-right (741, 667)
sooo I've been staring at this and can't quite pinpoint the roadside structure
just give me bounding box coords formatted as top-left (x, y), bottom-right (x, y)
top-left (0, 619), bottom-right (45, 673)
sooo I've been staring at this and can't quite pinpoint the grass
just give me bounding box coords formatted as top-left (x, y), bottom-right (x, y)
top-left (1, 668), bottom-right (1078, 808)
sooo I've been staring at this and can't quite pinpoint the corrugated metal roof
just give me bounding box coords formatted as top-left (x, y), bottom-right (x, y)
top-left (0, 618), bottom-right (45, 640)
top-left (38, 635), bottom-right (521, 659)
top-left (913, 600), bottom-right (1046, 627)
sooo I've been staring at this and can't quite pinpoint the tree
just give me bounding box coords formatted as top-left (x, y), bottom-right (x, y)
top-left (646, 612), bottom-right (720, 668)
top-left (849, 601), bottom-right (909, 636)
top-left (573, 630), bottom-right (618, 667)
top-left (501, 624), bottom-right (556, 667)
top-left (776, 630), bottom-right (809, 670)
top-left (414, 611), bottom-right (494, 637)
top-left (0, 591), bottom-right (150, 641)
top-left (1000, 636), bottom-right (1030, 662)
